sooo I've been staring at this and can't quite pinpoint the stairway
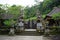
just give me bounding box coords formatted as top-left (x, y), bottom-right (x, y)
top-left (16, 29), bottom-right (41, 36)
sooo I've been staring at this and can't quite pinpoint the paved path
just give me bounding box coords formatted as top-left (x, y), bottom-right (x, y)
top-left (0, 29), bottom-right (51, 40)
top-left (0, 29), bottom-right (60, 40)
top-left (0, 35), bottom-right (52, 40)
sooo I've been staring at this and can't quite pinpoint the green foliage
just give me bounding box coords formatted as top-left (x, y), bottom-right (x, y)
top-left (38, 0), bottom-right (60, 15)
top-left (0, 8), bottom-right (5, 13)
top-left (24, 0), bottom-right (60, 19)
top-left (25, 17), bottom-right (37, 21)
top-left (0, 4), bottom-right (6, 18)
top-left (6, 5), bottom-right (24, 19)
top-left (24, 6), bottom-right (37, 19)
top-left (0, 4), bottom-right (6, 13)
top-left (8, 5), bottom-right (21, 14)
top-left (25, 15), bottom-right (45, 21)
top-left (0, 0), bottom-right (60, 20)
top-left (4, 19), bottom-right (16, 26)
top-left (42, 15), bottom-right (46, 18)
top-left (52, 12), bottom-right (60, 19)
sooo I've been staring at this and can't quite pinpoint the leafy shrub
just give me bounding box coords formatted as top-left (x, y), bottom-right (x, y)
top-left (52, 12), bottom-right (60, 20)
top-left (4, 19), bottom-right (16, 27)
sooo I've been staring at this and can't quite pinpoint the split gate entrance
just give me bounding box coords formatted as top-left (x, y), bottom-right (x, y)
top-left (25, 20), bottom-right (36, 29)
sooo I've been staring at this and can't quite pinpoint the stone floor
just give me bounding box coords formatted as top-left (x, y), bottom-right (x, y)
top-left (0, 29), bottom-right (60, 40)
top-left (0, 35), bottom-right (52, 40)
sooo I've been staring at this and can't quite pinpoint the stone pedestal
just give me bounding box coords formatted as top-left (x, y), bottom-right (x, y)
top-left (9, 28), bottom-right (15, 36)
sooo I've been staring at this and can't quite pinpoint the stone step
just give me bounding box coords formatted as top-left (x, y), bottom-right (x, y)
top-left (16, 31), bottom-right (41, 36)
top-left (24, 29), bottom-right (36, 32)
top-left (16, 29), bottom-right (43, 36)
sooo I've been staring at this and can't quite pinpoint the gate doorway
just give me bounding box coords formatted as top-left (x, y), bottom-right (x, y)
top-left (25, 20), bottom-right (36, 29)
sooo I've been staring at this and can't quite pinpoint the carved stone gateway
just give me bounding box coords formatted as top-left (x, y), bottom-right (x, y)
top-left (16, 8), bottom-right (24, 32)
top-left (36, 9), bottom-right (45, 33)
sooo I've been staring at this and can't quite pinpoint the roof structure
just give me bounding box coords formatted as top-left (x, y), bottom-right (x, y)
top-left (47, 7), bottom-right (60, 16)
top-left (0, 13), bottom-right (19, 19)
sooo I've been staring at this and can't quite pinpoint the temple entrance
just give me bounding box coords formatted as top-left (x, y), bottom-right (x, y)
top-left (25, 20), bottom-right (36, 29)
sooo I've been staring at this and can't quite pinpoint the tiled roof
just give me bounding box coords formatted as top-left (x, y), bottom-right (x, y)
top-left (47, 7), bottom-right (60, 16)
top-left (0, 13), bottom-right (19, 19)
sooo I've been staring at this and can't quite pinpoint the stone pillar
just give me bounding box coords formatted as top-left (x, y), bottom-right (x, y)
top-left (36, 9), bottom-right (46, 33)
top-left (9, 27), bottom-right (15, 36)
top-left (16, 8), bottom-right (24, 32)
top-left (9, 20), bottom-right (15, 36)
